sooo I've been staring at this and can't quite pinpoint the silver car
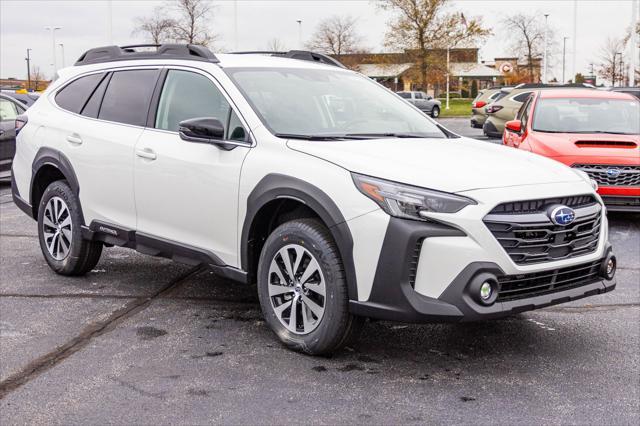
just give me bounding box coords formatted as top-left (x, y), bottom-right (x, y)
top-left (397, 91), bottom-right (441, 118)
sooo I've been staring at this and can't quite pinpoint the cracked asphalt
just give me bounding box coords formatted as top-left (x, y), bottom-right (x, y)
top-left (1, 120), bottom-right (639, 424)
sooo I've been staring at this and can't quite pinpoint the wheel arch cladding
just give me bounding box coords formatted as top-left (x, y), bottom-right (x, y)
top-left (241, 174), bottom-right (358, 301)
top-left (31, 147), bottom-right (83, 220)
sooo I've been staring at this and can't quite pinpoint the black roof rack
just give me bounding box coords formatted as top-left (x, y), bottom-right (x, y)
top-left (75, 44), bottom-right (219, 66)
top-left (514, 83), bottom-right (595, 89)
top-left (230, 50), bottom-right (346, 68)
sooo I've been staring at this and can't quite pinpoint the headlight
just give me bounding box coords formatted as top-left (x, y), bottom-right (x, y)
top-left (352, 173), bottom-right (476, 220)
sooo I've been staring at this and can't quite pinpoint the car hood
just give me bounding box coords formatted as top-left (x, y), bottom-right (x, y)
top-left (530, 132), bottom-right (640, 159)
top-left (287, 137), bottom-right (583, 193)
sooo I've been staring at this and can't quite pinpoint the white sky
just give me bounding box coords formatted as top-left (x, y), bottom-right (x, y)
top-left (0, 0), bottom-right (636, 81)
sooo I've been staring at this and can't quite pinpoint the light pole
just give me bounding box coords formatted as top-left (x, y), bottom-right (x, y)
top-left (25, 48), bottom-right (32, 91)
top-left (296, 20), bottom-right (302, 49)
top-left (543, 14), bottom-right (549, 84)
top-left (445, 47), bottom-right (450, 110)
top-left (613, 52), bottom-right (621, 87)
top-left (59, 43), bottom-right (65, 68)
top-left (562, 37), bottom-right (569, 83)
top-left (44, 26), bottom-right (62, 74)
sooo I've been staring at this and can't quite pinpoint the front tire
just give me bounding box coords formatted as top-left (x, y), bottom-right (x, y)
top-left (37, 180), bottom-right (103, 276)
top-left (257, 219), bottom-right (362, 355)
top-left (431, 106), bottom-right (440, 118)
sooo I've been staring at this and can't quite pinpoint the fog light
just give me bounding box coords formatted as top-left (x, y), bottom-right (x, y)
top-left (480, 281), bottom-right (493, 300)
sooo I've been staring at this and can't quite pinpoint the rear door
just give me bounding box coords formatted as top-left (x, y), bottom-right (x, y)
top-left (51, 68), bottom-right (160, 229)
top-left (0, 97), bottom-right (24, 174)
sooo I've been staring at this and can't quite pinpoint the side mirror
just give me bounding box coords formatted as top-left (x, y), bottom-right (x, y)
top-left (179, 117), bottom-right (224, 143)
top-left (505, 120), bottom-right (522, 133)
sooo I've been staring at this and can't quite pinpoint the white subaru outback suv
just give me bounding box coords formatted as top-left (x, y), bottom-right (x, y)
top-left (11, 45), bottom-right (616, 355)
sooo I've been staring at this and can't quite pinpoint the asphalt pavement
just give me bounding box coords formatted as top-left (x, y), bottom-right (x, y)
top-left (0, 119), bottom-right (638, 424)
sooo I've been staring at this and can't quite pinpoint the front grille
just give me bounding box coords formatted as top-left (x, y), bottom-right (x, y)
top-left (408, 239), bottom-right (424, 288)
top-left (601, 196), bottom-right (640, 208)
top-left (497, 260), bottom-right (601, 302)
top-left (484, 200), bottom-right (602, 265)
top-left (488, 194), bottom-right (597, 215)
top-left (573, 164), bottom-right (640, 187)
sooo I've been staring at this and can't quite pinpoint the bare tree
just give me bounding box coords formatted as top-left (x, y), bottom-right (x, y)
top-left (169, 0), bottom-right (218, 47)
top-left (133, 6), bottom-right (175, 44)
top-left (596, 36), bottom-right (625, 85)
top-left (501, 12), bottom-right (557, 82)
top-left (31, 66), bottom-right (46, 91)
top-left (379, 0), bottom-right (490, 89)
top-left (305, 15), bottom-right (364, 55)
top-left (266, 38), bottom-right (287, 52)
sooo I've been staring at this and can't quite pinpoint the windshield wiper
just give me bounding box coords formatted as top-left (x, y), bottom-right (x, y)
top-left (344, 132), bottom-right (435, 139)
top-left (571, 130), bottom-right (634, 135)
top-left (274, 133), bottom-right (348, 141)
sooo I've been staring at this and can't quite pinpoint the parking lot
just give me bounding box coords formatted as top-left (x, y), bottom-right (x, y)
top-left (0, 118), bottom-right (638, 424)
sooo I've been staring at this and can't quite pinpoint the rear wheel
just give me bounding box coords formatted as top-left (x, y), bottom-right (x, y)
top-left (431, 106), bottom-right (440, 118)
top-left (257, 218), bottom-right (362, 355)
top-left (37, 180), bottom-right (103, 276)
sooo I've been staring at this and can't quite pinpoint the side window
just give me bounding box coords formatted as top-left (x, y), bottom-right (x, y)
top-left (521, 98), bottom-right (534, 129)
top-left (0, 99), bottom-right (18, 121)
top-left (227, 110), bottom-right (247, 142)
top-left (155, 70), bottom-right (232, 133)
top-left (99, 69), bottom-right (159, 126)
top-left (414, 92), bottom-right (423, 99)
top-left (513, 91), bottom-right (532, 103)
top-left (80, 73), bottom-right (110, 118)
top-left (55, 73), bottom-right (104, 114)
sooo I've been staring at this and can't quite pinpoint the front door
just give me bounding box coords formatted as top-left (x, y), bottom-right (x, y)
top-left (134, 68), bottom-right (251, 267)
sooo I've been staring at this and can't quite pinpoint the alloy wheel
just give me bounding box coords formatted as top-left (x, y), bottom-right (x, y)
top-left (42, 196), bottom-right (72, 260)
top-left (268, 244), bottom-right (326, 335)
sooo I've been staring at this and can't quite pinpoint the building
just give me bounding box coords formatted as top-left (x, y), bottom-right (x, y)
top-left (335, 48), bottom-right (542, 97)
top-left (0, 77), bottom-right (50, 92)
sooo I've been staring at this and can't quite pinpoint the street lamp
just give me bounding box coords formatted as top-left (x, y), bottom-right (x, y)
top-left (613, 52), bottom-right (621, 87)
top-left (296, 20), bottom-right (302, 49)
top-left (562, 37), bottom-right (569, 83)
top-left (59, 43), bottom-right (65, 68)
top-left (25, 48), bottom-right (32, 91)
top-left (44, 26), bottom-right (62, 73)
top-left (543, 14), bottom-right (549, 84)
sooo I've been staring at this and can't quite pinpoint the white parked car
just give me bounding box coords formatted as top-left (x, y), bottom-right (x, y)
top-left (11, 45), bottom-right (616, 355)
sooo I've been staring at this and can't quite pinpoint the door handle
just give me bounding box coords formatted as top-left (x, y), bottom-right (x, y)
top-left (136, 148), bottom-right (157, 160)
top-left (66, 134), bottom-right (83, 145)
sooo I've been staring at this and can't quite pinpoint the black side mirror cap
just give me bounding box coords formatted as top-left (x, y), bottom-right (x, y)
top-left (178, 117), bottom-right (224, 143)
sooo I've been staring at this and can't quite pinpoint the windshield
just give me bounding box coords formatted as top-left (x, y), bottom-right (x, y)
top-left (533, 97), bottom-right (640, 135)
top-left (225, 67), bottom-right (446, 139)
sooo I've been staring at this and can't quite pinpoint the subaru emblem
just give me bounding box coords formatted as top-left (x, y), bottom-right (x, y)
top-left (550, 205), bottom-right (576, 226)
top-left (606, 167), bottom-right (621, 178)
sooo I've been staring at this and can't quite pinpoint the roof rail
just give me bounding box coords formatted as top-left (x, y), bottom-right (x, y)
top-left (514, 83), bottom-right (595, 89)
top-left (75, 44), bottom-right (219, 66)
top-left (230, 50), bottom-right (346, 68)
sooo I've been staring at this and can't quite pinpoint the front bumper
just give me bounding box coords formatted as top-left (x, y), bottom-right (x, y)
top-left (349, 216), bottom-right (616, 323)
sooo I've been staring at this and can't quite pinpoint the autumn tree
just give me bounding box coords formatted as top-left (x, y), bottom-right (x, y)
top-left (596, 37), bottom-right (625, 85)
top-left (305, 15), bottom-right (364, 55)
top-left (133, 6), bottom-right (175, 44)
top-left (379, 0), bottom-right (490, 90)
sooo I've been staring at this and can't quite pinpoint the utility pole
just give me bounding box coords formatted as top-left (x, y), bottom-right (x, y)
top-left (44, 26), bottom-right (62, 74)
top-left (613, 52), bottom-right (620, 87)
top-left (296, 20), bottom-right (302, 49)
top-left (543, 14), bottom-right (549, 84)
top-left (446, 47), bottom-right (450, 110)
top-left (572, 0), bottom-right (577, 82)
top-left (59, 43), bottom-right (65, 68)
top-left (25, 48), bottom-right (32, 91)
top-left (562, 37), bottom-right (569, 83)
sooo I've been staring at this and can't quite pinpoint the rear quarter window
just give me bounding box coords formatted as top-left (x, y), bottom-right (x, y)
top-left (98, 69), bottom-right (159, 127)
top-left (55, 73), bottom-right (104, 114)
top-left (512, 92), bottom-right (532, 103)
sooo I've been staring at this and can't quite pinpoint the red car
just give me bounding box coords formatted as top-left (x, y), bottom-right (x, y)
top-left (503, 89), bottom-right (640, 212)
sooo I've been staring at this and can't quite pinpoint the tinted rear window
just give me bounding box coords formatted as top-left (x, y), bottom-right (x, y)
top-left (55, 73), bottom-right (104, 114)
top-left (81, 73), bottom-right (110, 118)
top-left (513, 91), bottom-right (532, 103)
top-left (98, 70), bottom-right (159, 126)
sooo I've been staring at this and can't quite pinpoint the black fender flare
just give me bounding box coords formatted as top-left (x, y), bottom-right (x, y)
top-left (241, 174), bottom-right (358, 301)
top-left (30, 147), bottom-right (84, 221)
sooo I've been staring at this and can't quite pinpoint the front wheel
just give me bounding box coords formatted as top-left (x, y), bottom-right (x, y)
top-left (37, 180), bottom-right (103, 276)
top-left (257, 219), bottom-right (362, 355)
top-left (431, 106), bottom-right (440, 118)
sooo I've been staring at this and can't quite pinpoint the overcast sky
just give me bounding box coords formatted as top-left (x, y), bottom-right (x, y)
top-left (0, 0), bottom-right (636, 81)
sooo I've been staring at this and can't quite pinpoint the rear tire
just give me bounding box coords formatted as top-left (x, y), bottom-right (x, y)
top-left (431, 106), bottom-right (440, 118)
top-left (257, 218), bottom-right (362, 355)
top-left (37, 180), bottom-right (103, 276)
